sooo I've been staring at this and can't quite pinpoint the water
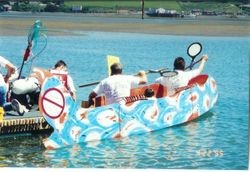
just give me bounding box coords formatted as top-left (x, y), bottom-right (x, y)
top-left (0, 32), bottom-right (249, 169)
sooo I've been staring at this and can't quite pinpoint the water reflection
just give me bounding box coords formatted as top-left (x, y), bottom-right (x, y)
top-left (42, 112), bottom-right (219, 168)
top-left (0, 111), bottom-right (225, 168)
top-left (0, 134), bottom-right (48, 167)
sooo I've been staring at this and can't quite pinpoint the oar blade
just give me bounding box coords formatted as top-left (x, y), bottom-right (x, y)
top-left (107, 55), bottom-right (120, 76)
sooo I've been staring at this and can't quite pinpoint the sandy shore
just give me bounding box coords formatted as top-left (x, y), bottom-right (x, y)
top-left (0, 12), bottom-right (250, 36)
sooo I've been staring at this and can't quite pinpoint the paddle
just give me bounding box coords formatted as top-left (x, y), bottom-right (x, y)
top-left (18, 20), bottom-right (42, 79)
top-left (79, 81), bottom-right (100, 88)
top-left (186, 42), bottom-right (202, 70)
top-left (107, 55), bottom-right (120, 76)
top-left (78, 68), bottom-right (168, 88)
top-left (185, 57), bottom-right (203, 70)
top-left (148, 68), bottom-right (177, 77)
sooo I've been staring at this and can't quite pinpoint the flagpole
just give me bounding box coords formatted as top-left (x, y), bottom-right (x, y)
top-left (141, 0), bottom-right (144, 19)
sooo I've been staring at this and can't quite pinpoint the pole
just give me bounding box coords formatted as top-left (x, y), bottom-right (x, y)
top-left (141, 0), bottom-right (144, 19)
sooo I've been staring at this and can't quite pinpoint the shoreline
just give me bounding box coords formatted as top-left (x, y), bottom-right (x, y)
top-left (0, 12), bottom-right (250, 36)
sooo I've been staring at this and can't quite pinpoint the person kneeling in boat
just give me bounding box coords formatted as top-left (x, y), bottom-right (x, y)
top-left (155, 55), bottom-right (208, 96)
top-left (88, 62), bottom-right (148, 106)
top-left (11, 60), bottom-right (76, 110)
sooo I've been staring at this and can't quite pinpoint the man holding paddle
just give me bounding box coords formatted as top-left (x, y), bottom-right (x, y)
top-left (88, 62), bottom-right (147, 106)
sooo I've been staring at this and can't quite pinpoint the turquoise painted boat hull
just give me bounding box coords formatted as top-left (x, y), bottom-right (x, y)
top-left (39, 75), bottom-right (218, 149)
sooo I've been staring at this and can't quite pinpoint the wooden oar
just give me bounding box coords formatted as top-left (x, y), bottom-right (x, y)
top-left (79, 81), bottom-right (100, 88)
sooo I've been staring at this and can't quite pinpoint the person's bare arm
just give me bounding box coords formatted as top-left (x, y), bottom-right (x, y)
top-left (4, 63), bottom-right (16, 83)
top-left (137, 70), bottom-right (148, 84)
top-left (197, 54), bottom-right (208, 73)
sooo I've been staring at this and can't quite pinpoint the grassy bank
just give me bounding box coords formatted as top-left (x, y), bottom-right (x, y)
top-left (0, 13), bottom-right (249, 36)
top-left (65, 1), bottom-right (181, 9)
top-left (64, 0), bottom-right (241, 14)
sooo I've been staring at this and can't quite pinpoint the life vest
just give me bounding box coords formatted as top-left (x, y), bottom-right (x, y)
top-left (50, 69), bottom-right (68, 89)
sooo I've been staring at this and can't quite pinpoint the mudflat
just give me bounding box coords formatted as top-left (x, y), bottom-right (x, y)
top-left (0, 12), bottom-right (250, 36)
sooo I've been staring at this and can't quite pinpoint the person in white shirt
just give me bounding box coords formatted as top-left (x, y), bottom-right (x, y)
top-left (88, 63), bottom-right (147, 106)
top-left (0, 55), bottom-right (25, 116)
top-left (155, 55), bottom-right (208, 96)
top-left (49, 60), bottom-right (76, 101)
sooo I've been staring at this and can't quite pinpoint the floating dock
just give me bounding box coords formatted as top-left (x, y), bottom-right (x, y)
top-left (0, 108), bottom-right (52, 135)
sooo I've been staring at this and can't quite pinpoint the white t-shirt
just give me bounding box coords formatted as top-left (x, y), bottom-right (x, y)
top-left (155, 69), bottom-right (200, 95)
top-left (93, 74), bottom-right (140, 104)
top-left (0, 56), bottom-right (10, 86)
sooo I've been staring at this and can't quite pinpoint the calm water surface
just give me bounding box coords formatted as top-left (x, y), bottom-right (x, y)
top-left (0, 32), bottom-right (249, 169)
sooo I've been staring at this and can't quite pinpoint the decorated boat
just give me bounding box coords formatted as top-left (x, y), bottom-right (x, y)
top-left (38, 43), bottom-right (218, 149)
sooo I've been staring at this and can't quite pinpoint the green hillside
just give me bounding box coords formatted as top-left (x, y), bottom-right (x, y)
top-left (1, 0), bottom-right (248, 14)
top-left (64, 0), bottom-right (246, 13)
top-left (65, 1), bottom-right (181, 9)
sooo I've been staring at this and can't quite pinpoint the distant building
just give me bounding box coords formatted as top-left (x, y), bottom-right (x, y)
top-left (9, 1), bottom-right (15, 6)
top-left (240, 4), bottom-right (250, 8)
top-left (29, 1), bottom-right (39, 5)
top-left (72, 5), bottom-right (82, 12)
top-left (117, 10), bottom-right (129, 14)
top-left (240, 4), bottom-right (250, 11)
top-left (191, 9), bottom-right (201, 16)
top-left (202, 10), bottom-right (216, 16)
top-left (147, 8), bottom-right (182, 17)
top-left (3, 4), bottom-right (12, 11)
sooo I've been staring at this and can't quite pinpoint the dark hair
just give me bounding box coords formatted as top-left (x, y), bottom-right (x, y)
top-left (144, 88), bottom-right (154, 97)
top-left (111, 63), bottom-right (122, 75)
top-left (54, 60), bottom-right (67, 69)
top-left (174, 57), bottom-right (185, 70)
